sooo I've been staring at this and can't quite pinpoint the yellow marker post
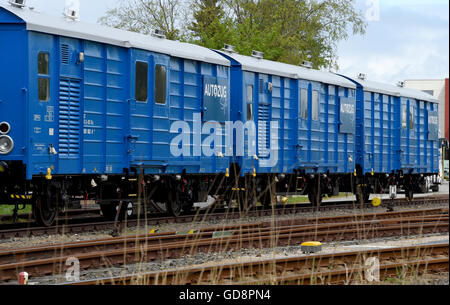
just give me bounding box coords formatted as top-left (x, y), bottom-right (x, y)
top-left (253, 168), bottom-right (256, 177)
top-left (149, 229), bottom-right (159, 234)
top-left (225, 168), bottom-right (229, 178)
top-left (371, 197), bottom-right (381, 207)
top-left (45, 168), bottom-right (52, 180)
top-left (301, 241), bottom-right (322, 253)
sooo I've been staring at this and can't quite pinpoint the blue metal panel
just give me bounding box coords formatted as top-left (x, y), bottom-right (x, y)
top-left (82, 42), bottom-right (128, 174)
top-left (151, 53), bottom-right (170, 164)
top-left (241, 71), bottom-right (256, 174)
top-left (0, 11), bottom-right (28, 171)
top-left (166, 58), bottom-right (230, 175)
top-left (27, 32), bottom-right (58, 177)
top-left (357, 90), bottom-right (398, 174)
top-left (296, 79), bottom-right (355, 174)
top-left (282, 78), bottom-right (297, 173)
top-left (105, 45), bottom-right (127, 174)
top-left (128, 49), bottom-right (153, 166)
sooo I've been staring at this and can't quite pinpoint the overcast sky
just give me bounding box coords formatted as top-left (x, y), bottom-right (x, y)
top-left (9, 0), bottom-right (450, 84)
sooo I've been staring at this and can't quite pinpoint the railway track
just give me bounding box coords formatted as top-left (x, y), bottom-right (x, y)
top-left (68, 243), bottom-right (448, 285)
top-left (0, 208), bottom-right (447, 282)
top-left (0, 195), bottom-right (448, 240)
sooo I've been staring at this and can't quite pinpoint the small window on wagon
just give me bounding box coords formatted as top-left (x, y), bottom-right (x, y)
top-left (409, 105), bottom-right (414, 130)
top-left (38, 53), bottom-right (49, 75)
top-left (300, 89), bottom-right (308, 119)
top-left (135, 61), bottom-right (148, 102)
top-left (155, 64), bottom-right (166, 104)
top-left (312, 90), bottom-right (319, 121)
top-left (38, 52), bottom-right (50, 101)
top-left (247, 85), bottom-right (253, 121)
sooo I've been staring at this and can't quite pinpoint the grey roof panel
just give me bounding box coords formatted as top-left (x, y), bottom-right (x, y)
top-left (218, 51), bottom-right (356, 89)
top-left (348, 77), bottom-right (439, 103)
top-left (0, 3), bottom-right (230, 66)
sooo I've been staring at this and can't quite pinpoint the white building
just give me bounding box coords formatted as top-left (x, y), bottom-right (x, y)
top-left (404, 79), bottom-right (449, 143)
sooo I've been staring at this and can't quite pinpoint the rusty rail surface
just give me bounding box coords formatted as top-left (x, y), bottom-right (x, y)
top-left (0, 209), bottom-right (448, 282)
top-left (69, 243), bottom-right (449, 285)
top-left (0, 195), bottom-right (448, 240)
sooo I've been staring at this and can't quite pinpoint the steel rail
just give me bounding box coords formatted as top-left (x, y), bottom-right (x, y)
top-left (67, 243), bottom-right (449, 285)
top-left (0, 216), bottom-right (447, 282)
top-left (0, 212), bottom-right (446, 265)
top-left (0, 196), bottom-right (448, 239)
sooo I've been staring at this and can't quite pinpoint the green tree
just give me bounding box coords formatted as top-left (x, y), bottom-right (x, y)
top-left (98, 0), bottom-right (183, 40)
top-left (223, 0), bottom-right (366, 69)
top-left (99, 0), bottom-right (366, 69)
top-left (188, 1), bottom-right (226, 48)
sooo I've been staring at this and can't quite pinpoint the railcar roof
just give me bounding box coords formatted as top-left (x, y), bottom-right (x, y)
top-left (218, 51), bottom-right (356, 89)
top-left (348, 77), bottom-right (439, 104)
top-left (0, 3), bottom-right (230, 66)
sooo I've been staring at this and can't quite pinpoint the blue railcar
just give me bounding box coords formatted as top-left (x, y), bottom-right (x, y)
top-left (344, 75), bottom-right (440, 200)
top-left (216, 50), bottom-right (357, 205)
top-left (0, 3), bottom-right (231, 225)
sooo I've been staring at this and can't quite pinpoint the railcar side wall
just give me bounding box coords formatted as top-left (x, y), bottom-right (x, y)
top-left (0, 10), bottom-right (28, 164)
top-left (399, 97), bottom-right (439, 174)
top-left (21, 31), bottom-right (230, 179)
top-left (360, 91), bottom-right (399, 174)
top-left (226, 65), bottom-right (356, 175)
top-left (297, 82), bottom-right (356, 174)
top-left (354, 87), bottom-right (440, 176)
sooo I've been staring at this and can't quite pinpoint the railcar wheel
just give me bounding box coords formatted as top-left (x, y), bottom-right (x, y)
top-left (100, 204), bottom-right (115, 220)
top-left (420, 181), bottom-right (430, 194)
top-left (166, 191), bottom-right (182, 217)
top-left (240, 185), bottom-right (257, 212)
top-left (33, 188), bottom-right (58, 227)
top-left (259, 176), bottom-right (276, 209)
top-left (356, 191), bottom-right (370, 203)
top-left (406, 189), bottom-right (414, 201)
top-left (308, 190), bottom-right (322, 207)
top-left (100, 201), bottom-right (133, 220)
top-left (356, 186), bottom-right (370, 203)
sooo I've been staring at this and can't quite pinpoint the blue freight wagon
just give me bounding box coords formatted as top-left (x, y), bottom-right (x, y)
top-left (217, 48), bottom-right (358, 205)
top-left (0, 2), bottom-right (232, 225)
top-left (344, 74), bottom-right (440, 201)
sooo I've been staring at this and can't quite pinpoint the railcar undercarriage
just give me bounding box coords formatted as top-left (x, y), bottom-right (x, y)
top-left (0, 161), bottom-right (442, 227)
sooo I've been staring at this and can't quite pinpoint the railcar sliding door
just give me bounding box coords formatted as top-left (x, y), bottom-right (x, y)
top-left (399, 97), bottom-right (415, 173)
top-left (297, 80), bottom-right (321, 172)
top-left (28, 33), bottom-right (58, 175)
top-left (151, 54), bottom-right (170, 162)
top-left (129, 50), bottom-right (153, 165)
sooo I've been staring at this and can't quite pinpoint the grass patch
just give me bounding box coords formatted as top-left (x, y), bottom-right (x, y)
top-left (287, 193), bottom-right (354, 204)
top-left (0, 205), bottom-right (32, 215)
